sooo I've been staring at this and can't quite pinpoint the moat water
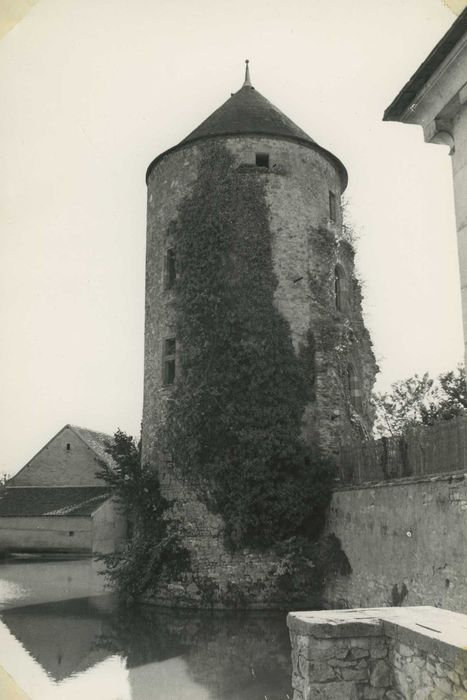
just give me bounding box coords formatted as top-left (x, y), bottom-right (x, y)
top-left (0, 558), bottom-right (292, 699)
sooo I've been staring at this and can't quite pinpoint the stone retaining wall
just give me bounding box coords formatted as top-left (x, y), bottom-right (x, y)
top-left (325, 473), bottom-right (467, 613)
top-left (287, 606), bottom-right (467, 699)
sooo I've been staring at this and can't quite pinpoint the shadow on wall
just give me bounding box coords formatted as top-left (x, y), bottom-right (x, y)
top-left (391, 582), bottom-right (408, 607)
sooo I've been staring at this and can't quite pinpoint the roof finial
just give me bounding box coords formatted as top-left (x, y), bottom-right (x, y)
top-left (243, 59), bottom-right (252, 88)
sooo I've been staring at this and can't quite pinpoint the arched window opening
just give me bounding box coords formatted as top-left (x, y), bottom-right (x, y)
top-left (335, 265), bottom-right (347, 312)
top-left (347, 364), bottom-right (362, 412)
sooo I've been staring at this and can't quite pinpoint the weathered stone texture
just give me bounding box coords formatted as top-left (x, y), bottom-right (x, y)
top-left (289, 625), bottom-right (391, 699)
top-left (142, 134), bottom-right (376, 605)
top-left (143, 135), bottom-right (376, 459)
top-left (324, 472), bottom-right (467, 613)
top-left (287, 607), bottom-right (467, 699)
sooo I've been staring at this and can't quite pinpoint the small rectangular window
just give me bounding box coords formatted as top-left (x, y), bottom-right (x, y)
top-left (165, 249), bottom-right (176, 289)
top-left (163, 337), bottom-right (176, 385)
top-left (69, 531), bottom-right (74, 537)
top-left (66, 443), bottom-right (71, 451)
top-left (329, 191), bottom-right (337, 222)
top-left (256, 153), bottom-right (269, 168)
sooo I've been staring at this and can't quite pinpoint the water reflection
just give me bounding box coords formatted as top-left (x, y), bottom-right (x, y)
top-left (0, 561), bottom-right (292, 700)
top-left (0, 557), bottom-right (105, 609)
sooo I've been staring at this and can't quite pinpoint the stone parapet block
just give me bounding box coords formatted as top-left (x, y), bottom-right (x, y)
top-left (287, 606), bottom-right (467, 700)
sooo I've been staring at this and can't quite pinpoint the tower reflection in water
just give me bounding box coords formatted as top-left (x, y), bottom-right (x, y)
top-left (1, 593), bottom-right (292, 699)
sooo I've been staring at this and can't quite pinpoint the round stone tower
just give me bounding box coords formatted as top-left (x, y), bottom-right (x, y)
top-left (141, 63), bottom-right (376, 607)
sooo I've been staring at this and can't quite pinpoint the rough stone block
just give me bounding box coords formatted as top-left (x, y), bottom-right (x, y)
top-left (340, 665), bottom-right (369, 681)
top-left (305, 661), bottom-right (336, 683)
top-left (398, 642), bottom-right (414, 657)
top-left (351, 647), bottom-right (370, 659)
top-left (305, 637), bottom-right (350, 660)
top-left (291, 671), bottom-right (304, 692)
top-left (307, 680), bottom-right (359, 699)
top-left (363, 687), bottom-right (386, 699)
top-left (370, 660), bottom-right (391, 688)
top-left (444, 666), bottom-right (460, 686)
top-left (350, 637), bottom-right (373, 648)
top-left (385, 691), bottom-right (403, 700)
top-left (433, 676), bottom-right (454, 694)
top-left (370, 646), bottom-right (388, 659)
top-left (412, 689), bottom-right (431, 700)
top-left (430, 691), bottom-right (452, 700)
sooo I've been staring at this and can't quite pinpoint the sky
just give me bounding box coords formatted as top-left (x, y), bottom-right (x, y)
top-left (0, 0), bottom-right (464, 476)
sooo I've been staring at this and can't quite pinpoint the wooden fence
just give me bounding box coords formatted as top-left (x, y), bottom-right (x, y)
top-left (337, 414), bottom-right (467, 485)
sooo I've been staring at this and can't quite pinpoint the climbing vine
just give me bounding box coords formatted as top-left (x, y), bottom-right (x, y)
top-left (163, 143), bottom-right (335, 549)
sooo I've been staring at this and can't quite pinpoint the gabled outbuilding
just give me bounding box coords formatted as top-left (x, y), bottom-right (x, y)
top-left (0, 425), bottom-right (127, 555)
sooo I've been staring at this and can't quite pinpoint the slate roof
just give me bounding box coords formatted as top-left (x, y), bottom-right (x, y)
top-left (0, 487), bottom-right (111, 517)
top-left (146, 71), bottom-right (348, 188)
top-left (384, 7), bottom-right (467, 121)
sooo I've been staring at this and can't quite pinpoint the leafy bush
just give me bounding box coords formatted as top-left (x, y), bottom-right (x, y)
top-left (96, 430), bottom-right (189, 602)
top-left (274, 533), bottom-right (351, 605)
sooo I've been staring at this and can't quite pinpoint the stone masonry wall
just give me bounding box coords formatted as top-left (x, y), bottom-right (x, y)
top-left (287, 607), bottom-right (467, 700)
top-left (387, 636), bottom-right (467, 699)
top-left (143, 134), bottom-right (376, 469)
top-left (141, 134), bottom-right (376, 606)
top-left (142, 462), bottom-right (328, 608)
top-left (324, 472), bottom-right (467, 613)
top-left (289, 618), bottom-right (391, 699)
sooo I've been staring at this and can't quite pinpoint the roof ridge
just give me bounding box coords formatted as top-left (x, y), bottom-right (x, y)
top-left (68, 425), bottom-right (116, 469)
top-left (68, 424), bottom-right (114, 439)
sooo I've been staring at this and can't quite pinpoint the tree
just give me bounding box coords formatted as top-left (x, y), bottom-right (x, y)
top-left (373, 366), bottom-right (466, 438)
top-left (95, 430), bottom-right (189, 602)
top-left (0, 474), bottom-right (9, 492)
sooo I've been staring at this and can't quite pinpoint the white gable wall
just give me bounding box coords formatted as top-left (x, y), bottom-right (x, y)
top-left (0, 516), bottom-right (92, 553)
top-left (91, 498), bottom-right (127, 554)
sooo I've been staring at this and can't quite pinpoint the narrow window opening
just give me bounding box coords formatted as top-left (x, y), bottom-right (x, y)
top-left (69, 531), bottom-right (74, 537)
top-left (66, 443), bottom-right (71, 451)
top-left (163, 337), bottom-right (176, 385)
top-left (329, 190), bottom-right (337, 222)
top-left (165, 248), bottom-right (176, 289)
top-left (334, 265), bottom-right (347, 312)
top-left (256, 153), bottom-right (269, 168)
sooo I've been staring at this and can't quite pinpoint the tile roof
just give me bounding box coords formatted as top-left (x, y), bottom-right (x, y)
top-left (181, 85), bottom-right (316, 147)
top-left (68, 425), bottom-right (116, 469)
top-left (0, 487), bottom-right (111, 517)
top-left (146, 76), bottom-right (348, 189)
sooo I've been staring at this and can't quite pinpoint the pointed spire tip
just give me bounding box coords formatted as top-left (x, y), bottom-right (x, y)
top-left (243, 59), bottom-right (252, 88)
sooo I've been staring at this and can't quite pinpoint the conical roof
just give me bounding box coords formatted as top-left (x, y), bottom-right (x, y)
top-left (180, 83), bottom-right (316, 147)
top-left (146, 64), bottom-right (347, 188)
